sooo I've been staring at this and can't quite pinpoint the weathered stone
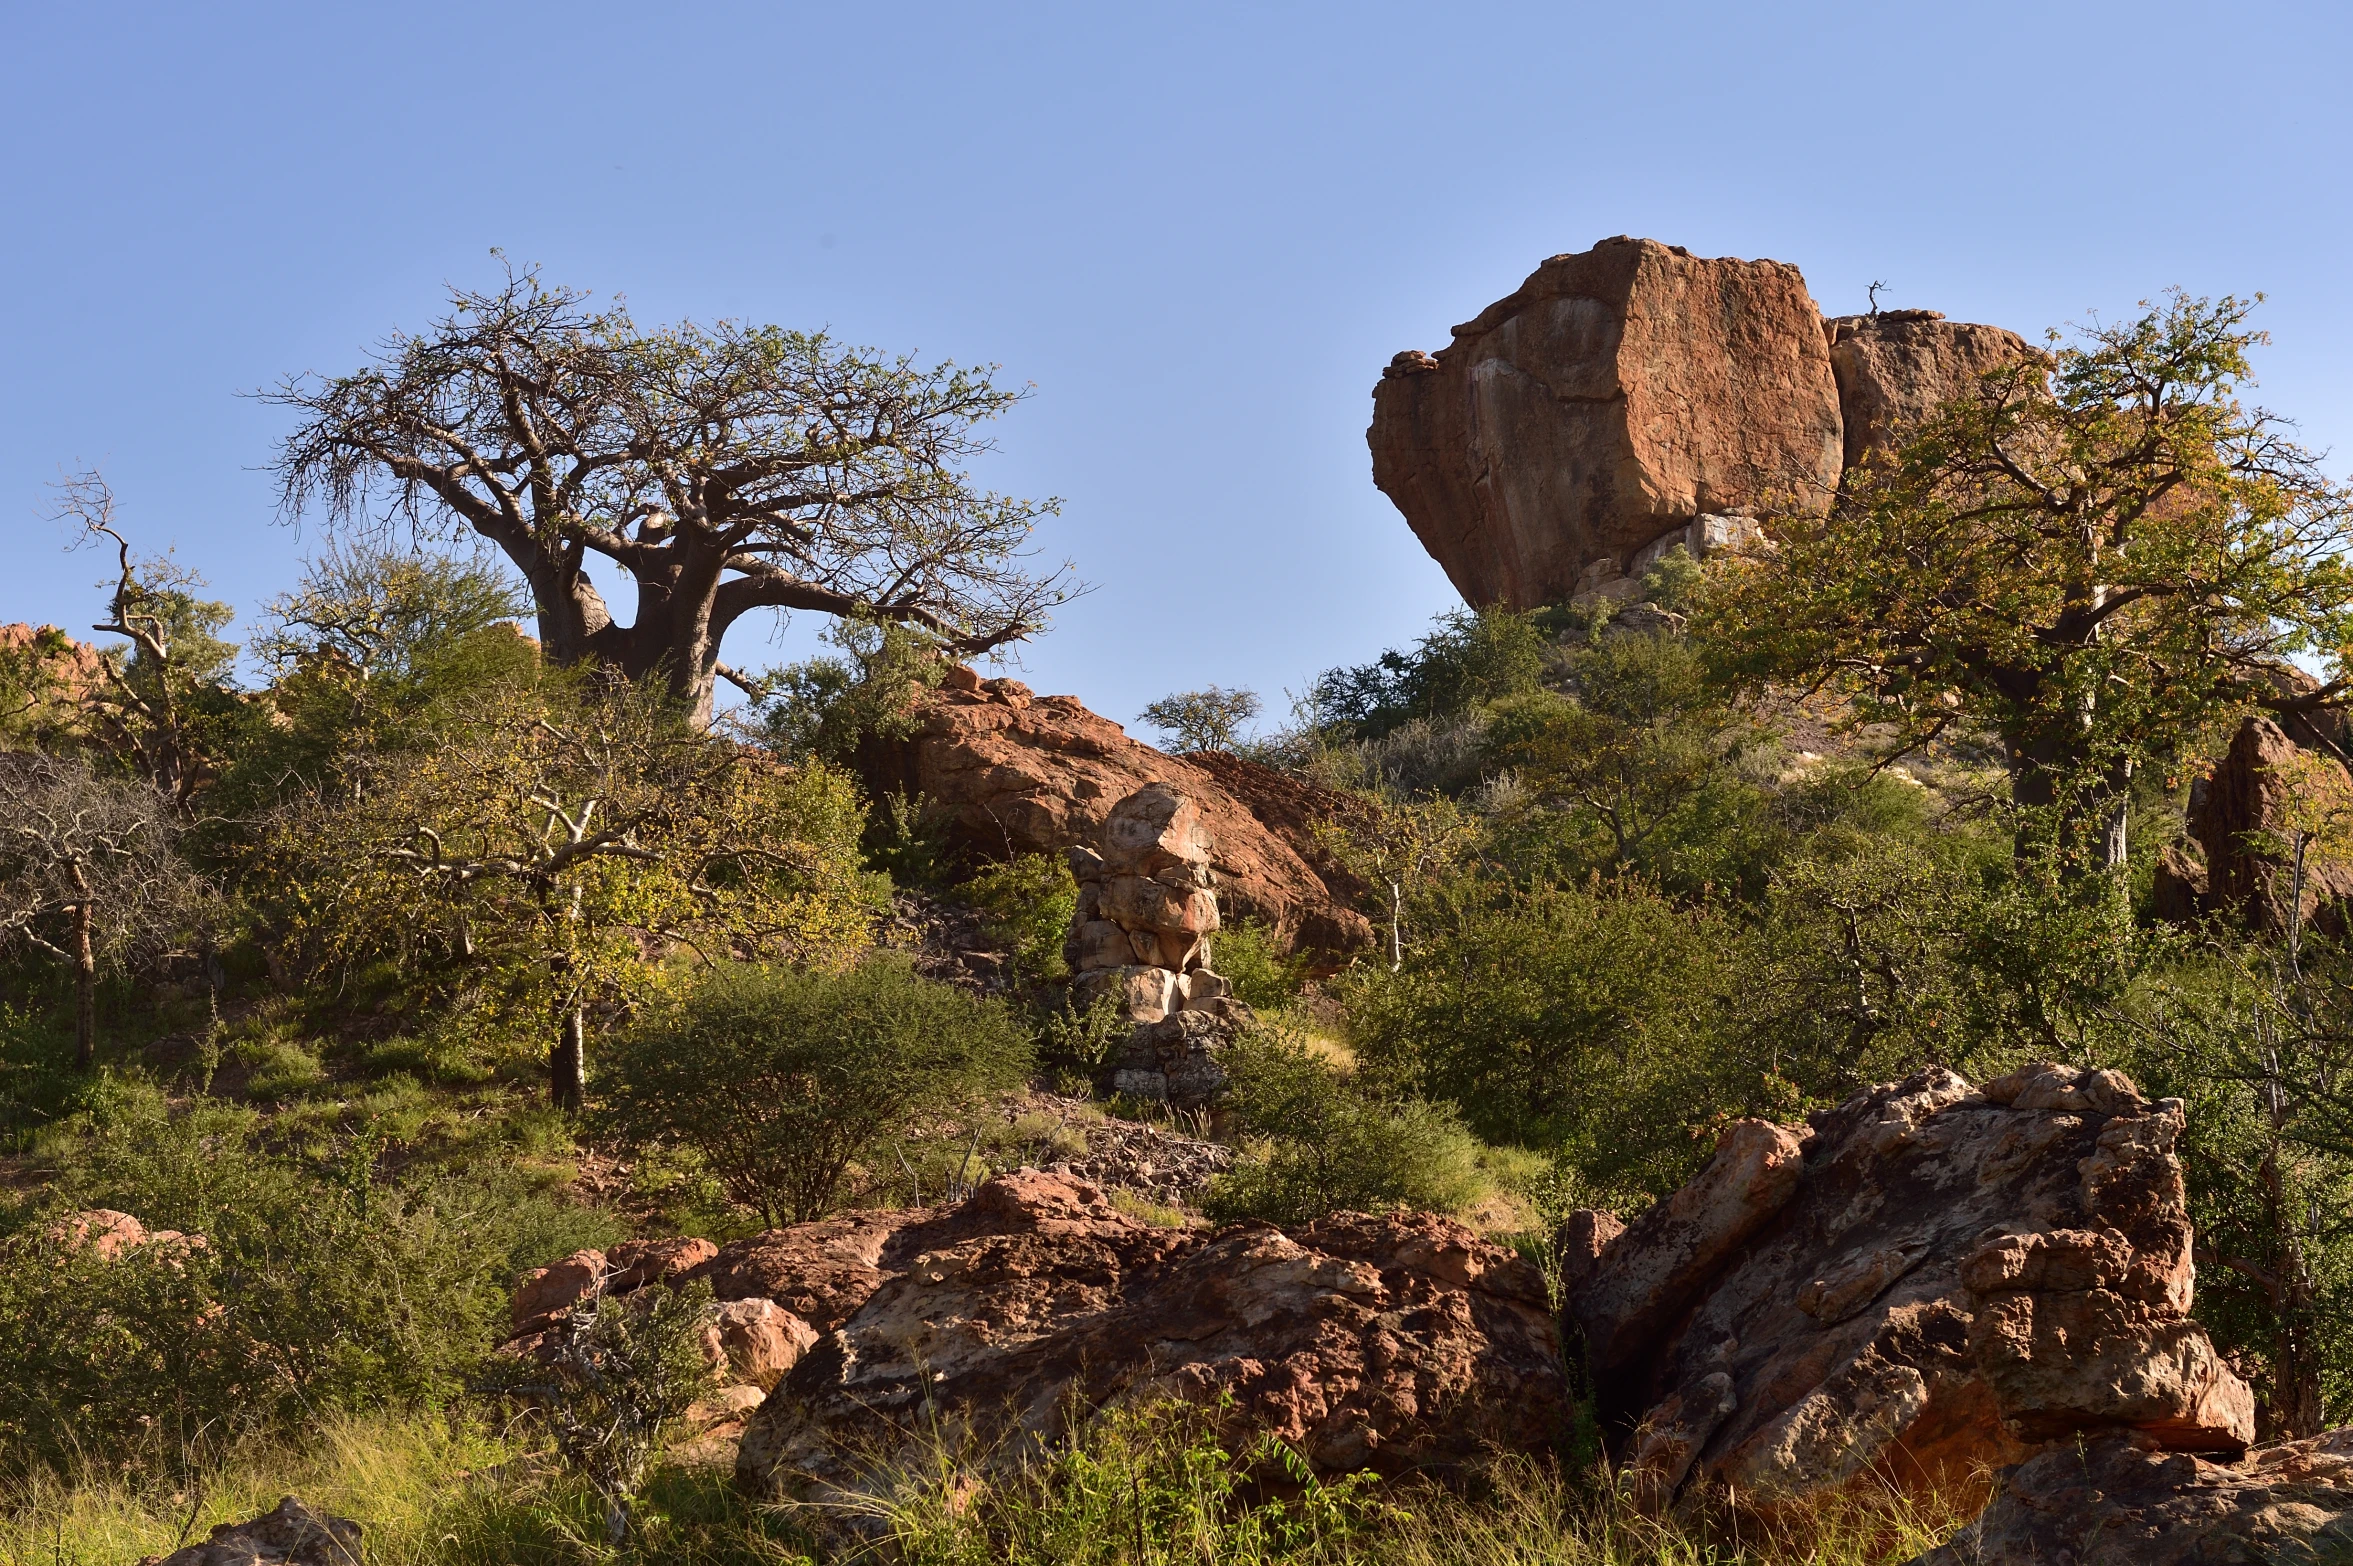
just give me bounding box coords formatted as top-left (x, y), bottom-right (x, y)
top-left (1565, 1066), bottom-right (2253, 1514)
top-left (2186, 715), bottom-right (2353, 934)
top-left (1099, 875), bottom-right (1219, 937)
top-left (737, 1171), bottom-right (1565, 1508)
top-left (1065, 918), bottom-right (1131, 971)
top-left (1368, 237), bottom-right (1843, 610)
top-left (510, 1249), bottom-right (606, 1334)
top-left (152, 1495), bottom-right (362, 1565)
top-left (49, 1208), bottom-right (151, 1259)
top-left (606, 1235), bottom-right (717, 1294)
top-left (1908, 1429), bottom-right (2353, 1566)
top-left (1100, 781), bottom-right (1213, 874)
top-left (699, 1297), bottom-right (819, 1390)
top-left (855, 685), bottom-right (1370, 959)
top-left (1074, 964), bottom-right (1179, 1024)
top-left (1824, 310), bottom-right (2044, 472)
top-left (1110, 1007), bottom-right (1250, 1109)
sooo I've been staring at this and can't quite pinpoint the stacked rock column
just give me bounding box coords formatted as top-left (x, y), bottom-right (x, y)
top-left (1063, 782), bottom-right (1252, 1107)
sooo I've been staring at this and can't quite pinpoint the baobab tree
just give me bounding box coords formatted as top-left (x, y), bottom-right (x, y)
top-left (266, 266), bottom-right (1074, 725)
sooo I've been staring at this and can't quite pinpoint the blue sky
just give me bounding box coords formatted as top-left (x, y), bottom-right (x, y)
top-left (4, 1), bottom-right (2350, 738)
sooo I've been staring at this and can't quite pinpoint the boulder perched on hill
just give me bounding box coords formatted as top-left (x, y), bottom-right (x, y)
top-left (1564, 1064), bottom-right (2253, 1513)
top-left (1824, 310), bottom-right (2043, 472)
top-left (2175, 714), bottom-right (2353, 934)
top-left (1367, 236), bottom-right (1844, 610)
top-left (735, 1170), bottom-right (1564, 1506)
top-left (854, 678), bottom-right (1372, 959)
top-left (149, 1495), bottom-right (362, 1565)
top-left (1908, 1429), bottom-right (2353, 1566)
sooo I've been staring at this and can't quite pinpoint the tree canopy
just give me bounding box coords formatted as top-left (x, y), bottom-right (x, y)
top-left (267, 267), bottom-right (1074, 723)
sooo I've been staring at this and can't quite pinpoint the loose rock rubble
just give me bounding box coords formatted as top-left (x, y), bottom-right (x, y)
top-left (735, 1169), bottom-right (1565, 1507)
top-left (1909, 1429), bottom-right (2353, 1565)
top-left (1017, 1092), bottom-right (1236, 1206)
top-left (1564, 1064), bottom-right (2254, 1513)
top-left (147, 1496), bottom-right (362, 1565)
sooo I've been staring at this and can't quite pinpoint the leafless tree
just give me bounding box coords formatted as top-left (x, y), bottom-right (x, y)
top-left (0, 753), bottom-right (207, 1069)
top-left (265, 266), bottom-right (1075, 725)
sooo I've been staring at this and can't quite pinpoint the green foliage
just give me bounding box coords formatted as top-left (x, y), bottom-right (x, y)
top-left (1311, 607), bottom-right (1549, 743)
top-left (753, 615), bottom-right (948, 764)
top-left (0, 1088), bottom-right (605, 1478)
top-left (489, 1281), bottom-right (716, 1548)
top-left (1703, 292), bottom-right (2353, 867)
top-left (597, 957), bottom-right (1033, 1225)
top-left (957, 852), bottom-right (1076, 985)
top-left (1210, 920), bottom-right (1308, 1011)
top-left (1141, 686), bottom-right (1263, 753)
top-left (864, 787), bottom-right (956, 886)
top-left (1342, 878), bottom-right (1748, 1198)
top-left (1206, 1024), bottom-right (1489, 1226)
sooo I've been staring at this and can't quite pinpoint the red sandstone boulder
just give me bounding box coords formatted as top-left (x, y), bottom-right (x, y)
top-left (1566, 1065), bottom-right (2253, 1513)
top-left (510, 1248), bottom-right (607, 1335)
top-left (2181, 714), bottom-right (2353, 934)
top-left (1368, 237), bottom-right (1844, 610)
top-left (699, 1297), bottom-right (819, 1389)
top-left (607, 1235), bottom-right (717, 1293)
top-left (855, 683), bottom-right (1373, 959)
top-left (1824, 310), bottom-right (2044, 472)
top-left (735, 1170), bottom-right (1564, 1504)
top-left (150, 1496), bottom-right (362, 1566)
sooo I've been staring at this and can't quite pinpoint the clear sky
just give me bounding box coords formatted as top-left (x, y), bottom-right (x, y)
top-left (4, 1), bottom-right (2350, 739)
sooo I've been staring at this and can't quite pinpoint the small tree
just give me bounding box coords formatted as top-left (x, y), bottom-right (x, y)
top-left (0, 755), bottom-right (206, 1069)
top-left (1705, 293), bottom-right (2353, 875)
top-left (1140, 686), bottom-right (1262, 754)
top-left (598, 958), bottom-right (1032, 1224)
top-left (267, 266), bottom-right (1074, 724)
top-left (271, 679), bottom-right (869, 1109)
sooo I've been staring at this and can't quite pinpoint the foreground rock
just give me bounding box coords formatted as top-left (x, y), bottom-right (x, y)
top-left (736, 1170), bottom-right (1563, 1505)
top-left (1368, 236), bottom-right (1843, 610)
top-left (856, 677), bottom-right (1372, 960)
top-left (149, 1496), bottom-right (361, 1565)
top-left (1565, 1064), bottom-right (2253, 1513)
top-left (1910, 1429), bottom-right (2353, 1565)
top-left (1824, 310), bottom-right (2042, 472)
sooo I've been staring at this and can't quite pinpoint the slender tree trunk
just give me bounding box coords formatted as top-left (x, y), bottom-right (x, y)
top-left (71, 899), bottom-right (96, 1072)
top-left (551, 1003), bottom-right (586, 1113)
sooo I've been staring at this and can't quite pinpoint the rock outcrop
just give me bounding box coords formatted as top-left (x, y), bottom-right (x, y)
top-left (503, 1235), bottom-right (812, 1389)
top-left (1368, 237), bottom-right (1843, 610)
top-left (150, 1496), bottom-right (362, 1566)
top-left (1909, 1429), bottom-right (2353, 1566)
top-left (1067, 784), bottom-right (1256, 1109)
top-left (1565, 1064), bottom-right (2253, 1513)
top-left (1824, 310), bottom-right (2042, 472)
top-left (47, 1207), bottom-right (205, 1260)
top-left (855, 677), bottom-right (1372, 959)
top-left (2172, 714), bottom-right (2353, 934)
top-left (735, 1170), bottom-right (1564, 1505)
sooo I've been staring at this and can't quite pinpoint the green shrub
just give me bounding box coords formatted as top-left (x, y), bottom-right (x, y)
top-left (1212, 921), bottom-right (1308, 1011)
top-left (0, 1091), bottom-right (581, 1477)
top-left (597, 957), bottom-right (1033, 1225)
top-left (957, 852), bottom-right (1077, 985)
top-left (1205, 1025), bottom-right (1488, 1227)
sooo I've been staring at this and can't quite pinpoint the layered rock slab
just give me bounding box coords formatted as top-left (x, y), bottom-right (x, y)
top-left (855, 680), bottom-right (1372, 959)
top-left (1368, 236), bottom-right (1844, 610)
top-left (1565, 1064), bottom-right (2253, 1512)
top-left (736, 1170), bottom-right (1564, 1503)
top-left (1910, 1429), bottom-right (2353, 1566)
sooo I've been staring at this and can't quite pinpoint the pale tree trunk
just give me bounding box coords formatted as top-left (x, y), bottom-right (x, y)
top-left (71, 898), bottom-right (96, 1072)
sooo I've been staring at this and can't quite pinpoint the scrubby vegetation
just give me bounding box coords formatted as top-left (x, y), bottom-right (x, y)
top-left (5, 280), bottom-right (2353, 1562)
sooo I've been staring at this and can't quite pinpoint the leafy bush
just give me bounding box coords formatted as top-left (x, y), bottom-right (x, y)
top-left (1310, 608), bottom-right (1549, 743)
top-left (1205, 1025), bottom-right (1488, 1226)
top-left (1210, 921), bottom-right (1307, 1011)
top-left (0, 1089), bottom-right (597, 1477)
top-left (957, 852), bottom-right (1077, 985)
top-left (598, 957), bottom-right (1033, 1225)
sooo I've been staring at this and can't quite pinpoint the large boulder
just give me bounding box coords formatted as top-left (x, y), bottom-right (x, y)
top-left (149, 1496), bottom-right (362, 1565)
top-left (1824, 310), bottom-right (2043, 472)
top-left (1565, 1065), bottom-right (2253, 1513)
top-left (736, 1170), bottom-right (1564, 1505)
top-left (1910, 1429), bottom-right (2353, 1566)
top-left (1368, 236), bottom-right (1844, 610)
top-left (2181, 714), bottom-right (2353, 934)
top-left (855, 679), bottom-right (1372, 959)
